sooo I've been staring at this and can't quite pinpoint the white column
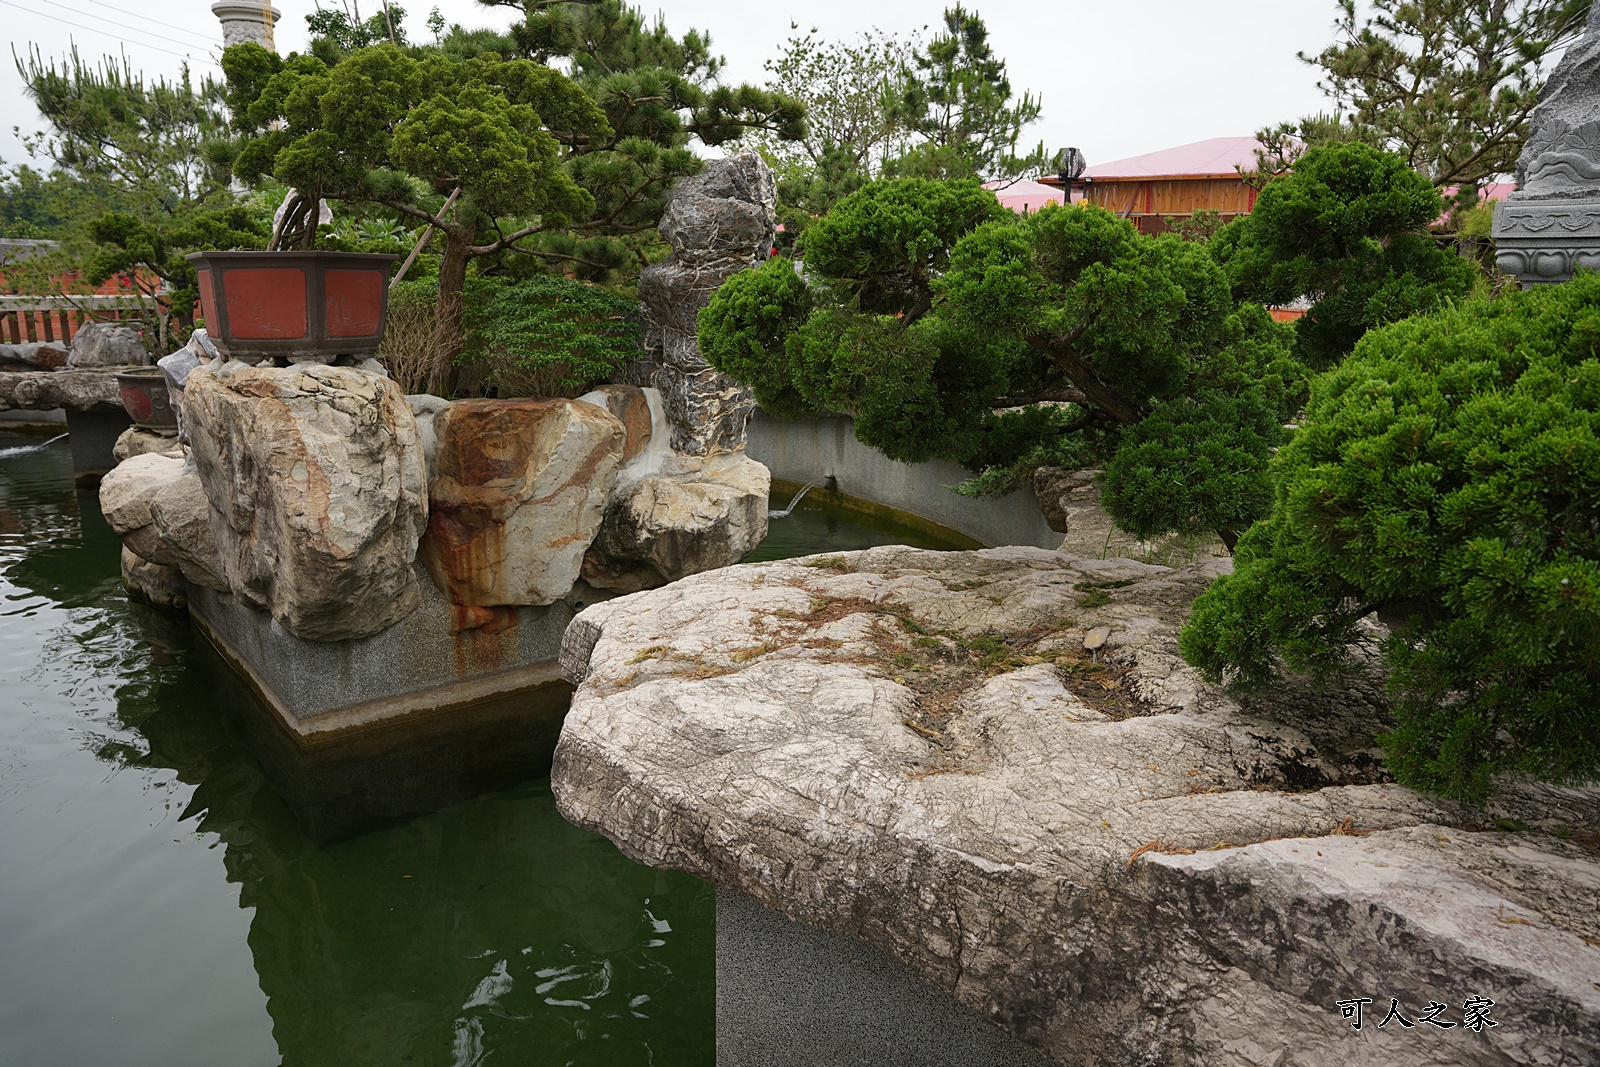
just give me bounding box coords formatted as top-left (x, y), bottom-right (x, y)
top-left (213, 2), bottom-right (282, 51)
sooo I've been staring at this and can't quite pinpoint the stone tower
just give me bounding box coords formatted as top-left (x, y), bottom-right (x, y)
top-left (1490, 9), bottom-right (1600, 285)
top-left (213, 2), bottom-right (282, 51)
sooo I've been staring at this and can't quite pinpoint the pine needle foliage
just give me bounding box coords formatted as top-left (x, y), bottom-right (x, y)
top-left (1181, 274), bottom-right (1600, 802)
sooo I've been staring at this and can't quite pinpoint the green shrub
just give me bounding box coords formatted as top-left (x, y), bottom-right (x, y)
top-left (1180, 274), bottom-right (1600, 802)
top-left (466, 276), bottom-right (640, 398)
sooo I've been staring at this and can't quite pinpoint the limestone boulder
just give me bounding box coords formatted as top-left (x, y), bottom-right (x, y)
top-left (120, 545), bottom-right (187, 610)
top-left (0, 369), bottom-right (124, 412)
top-left (113, 426), bottom-right (182, 463)
top-left (633, 149), bottom-right (775, 456)
top-left (582, 453), bottom-right (769, 593)
top-left (68, 321), bottom-right (150, 368)
top-left (183, 363), bottom-right (428, 641)
top-left (422, 398), bottom-right (623, 609)
top-left (405, 393), bottom-right (450, 480)
top-left (1033, 465), bottom-right (1227, 565)
top-left (0, 342), bottom-right (69, 370)
top-left (552, 546), bottom-right (1600, 1067)
top-left (99, 452), bottom-right (226, 590)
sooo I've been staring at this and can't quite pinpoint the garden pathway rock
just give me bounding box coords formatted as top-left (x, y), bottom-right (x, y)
top-left (581, 452), bottom-right (769, 593)
top-left (633, 149), bottom-right (775, 456)
top-left (182, 362), bottom-right (428, 640)
top-left (421, 397), bottom-right (623, 609)
top-left (552, 545), bottom-right (1600, 1067)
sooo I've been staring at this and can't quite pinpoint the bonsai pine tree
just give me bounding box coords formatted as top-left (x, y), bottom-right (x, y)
top-left (699, 177), bottom-right (1307, 549)
top-left (222, 9), bottom-right (804, 391)
top-left (1180, 275), bottom-right (1600, 802)
top-left (222, 43), bottom-right (610, 385)
top-left (1212, 141), bottom-right (1476, 369)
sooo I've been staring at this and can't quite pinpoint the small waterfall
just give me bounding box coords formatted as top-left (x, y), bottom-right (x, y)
top-left (768, 482), bottom-right (816, 518)
top-left (0, 432), bottom-right (68, 459)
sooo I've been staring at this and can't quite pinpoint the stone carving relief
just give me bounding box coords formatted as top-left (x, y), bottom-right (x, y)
top-left (1521, 119), bottom-right (1600, 199)
top-left (1492, 14), bottom-right (1600, 287)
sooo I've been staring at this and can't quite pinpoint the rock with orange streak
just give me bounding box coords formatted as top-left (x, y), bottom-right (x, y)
top-left (423, 398), bottom-right (624, 607)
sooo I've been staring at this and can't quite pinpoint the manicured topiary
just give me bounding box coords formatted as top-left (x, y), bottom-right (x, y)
top-left (1180, 274), bottom-right (1600, 801)
top-left (1213, 141), bottom-right (1476, 370)
top-left (700, 178), bottom-right (1307, 546)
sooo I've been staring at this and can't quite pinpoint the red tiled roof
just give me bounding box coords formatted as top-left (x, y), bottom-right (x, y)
top-left (1082, 137), bottom-right (1267, 180)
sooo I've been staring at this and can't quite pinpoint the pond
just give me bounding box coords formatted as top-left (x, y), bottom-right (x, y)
top-left (0, 433), bottom-right (969, 1066)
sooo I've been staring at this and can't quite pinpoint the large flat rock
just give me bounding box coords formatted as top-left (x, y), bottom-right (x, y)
top-left (552, 546), bottom-right (1600, 1066)
top-left (0, 368), bottom-right (128, 412)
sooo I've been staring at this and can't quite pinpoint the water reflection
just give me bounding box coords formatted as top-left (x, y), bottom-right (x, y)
top-left (0, 433), bottom-right (714, 1067)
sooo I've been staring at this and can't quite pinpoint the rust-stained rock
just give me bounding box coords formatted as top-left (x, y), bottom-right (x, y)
top-left (423, 398), bottom-right (624, 608)
top-left (183, 363), bottom-right (428, 641)
top-left (578, 384), bottom-right (654, 465)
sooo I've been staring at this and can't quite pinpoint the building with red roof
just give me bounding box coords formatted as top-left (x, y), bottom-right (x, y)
top-left (1040, 136), bottom-right (1267, 235)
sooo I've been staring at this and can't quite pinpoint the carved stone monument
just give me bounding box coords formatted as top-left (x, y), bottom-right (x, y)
top-left (1492, 7), bottom-right (1600, 285)
top-left (213, 2), bottom-right (281, 51)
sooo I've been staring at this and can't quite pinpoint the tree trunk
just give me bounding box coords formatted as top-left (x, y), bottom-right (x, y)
top-left (1217, 527), bottom-right (1238, 554)
top-left (1034, 338), bottom-right (1146, 426)
top-left (431, 226), bottom-right (473, 397)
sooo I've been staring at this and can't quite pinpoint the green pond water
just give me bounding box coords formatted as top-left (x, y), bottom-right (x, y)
top-left (0, 433), bottom-right (964, 1067)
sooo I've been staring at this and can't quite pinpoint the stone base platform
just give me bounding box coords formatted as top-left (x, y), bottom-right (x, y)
top-left (188, 561), bottom-right (613, 746)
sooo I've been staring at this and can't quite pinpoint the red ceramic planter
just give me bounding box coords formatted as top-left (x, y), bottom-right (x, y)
top-left (186, 250), bottom-right (399, 362)
top-left (113, 367), bottom-right (179, 432)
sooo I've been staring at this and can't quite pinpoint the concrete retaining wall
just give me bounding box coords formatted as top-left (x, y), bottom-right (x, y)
top-left (744, 412), bottom-right (1058, 550)
top-left (188, 565), bottom-right (611, 741)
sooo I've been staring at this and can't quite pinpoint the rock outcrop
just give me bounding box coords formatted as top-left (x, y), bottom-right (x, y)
top-left (68, 322), bottom-right (150, 368)
top-left (633, 150), bottom-right (776, 456)
top-left (99, 452), bottom-right (227, 591)
top-left (0, 369), bottom-right (125, 412)
top-left (1033, 465), bottom-right (1227, 564)
top-left (0, 342), bottom-right (69, 370)
top-left (120, 545), bottom-right (187, 610)
top-left (422, 398), bottom-right (623, 609)
top-left (577, 384), bottom-right (655, 465)
top-left (552, 546), bottom-right (1600, 1067)
top-left (582, 453), bottom-right (769, 592)
top-left (183, 363), bottom-right (428, 641)
top-left (113, 426), bottom-right (182, 463)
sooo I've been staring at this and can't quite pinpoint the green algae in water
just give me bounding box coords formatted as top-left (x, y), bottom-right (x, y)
top-left (0, 434), bottom-right (713, 1067)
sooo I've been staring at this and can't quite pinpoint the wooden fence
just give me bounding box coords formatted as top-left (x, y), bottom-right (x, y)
top-left (0, 295), bottom-right (158, 346)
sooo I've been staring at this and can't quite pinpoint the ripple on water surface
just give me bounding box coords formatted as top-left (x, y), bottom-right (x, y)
top-left (0, 434), bottom-right (713, 1067)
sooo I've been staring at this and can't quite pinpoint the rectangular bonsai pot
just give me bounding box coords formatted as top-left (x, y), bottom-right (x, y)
top-left (187, 250), bottom-right (399, 362)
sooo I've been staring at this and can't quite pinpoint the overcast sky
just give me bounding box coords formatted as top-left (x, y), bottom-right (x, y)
top-left (2, 0), bottom-right (1344, 173)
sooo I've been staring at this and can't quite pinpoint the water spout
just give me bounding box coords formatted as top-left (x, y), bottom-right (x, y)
top-left (769, 482), bottom-right (816, 518)
top-left (0, 432), bottom-right (68, 459)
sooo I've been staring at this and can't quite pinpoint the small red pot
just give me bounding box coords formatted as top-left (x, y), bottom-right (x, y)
top-left (187, 250), bottom-right (399, 363)
top-left (113, 367), bottom-right (178, 432)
